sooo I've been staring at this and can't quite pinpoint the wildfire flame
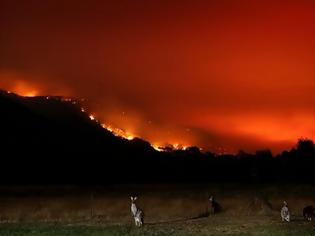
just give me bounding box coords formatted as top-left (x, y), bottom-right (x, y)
top-left (152, 144), bottom-right (163, 152)
top-left (76, 104), bottom-right (192, 151)
top-left (100, 123), bottom-right (135, 140)
top-left (23, 91), bottom-right (38, 97)
top-left (11, 82), bottom-right (39, 97)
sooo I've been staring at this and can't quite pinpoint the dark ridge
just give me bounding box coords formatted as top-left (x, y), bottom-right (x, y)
top-left (0, 90), bottom-right (315, 185)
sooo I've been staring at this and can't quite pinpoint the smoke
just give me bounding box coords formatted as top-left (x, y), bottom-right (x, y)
top-left (1, 0), bottom-right (315, 153)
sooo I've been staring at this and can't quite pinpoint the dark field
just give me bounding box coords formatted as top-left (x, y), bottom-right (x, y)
top-left (0, 184), bottom-right (314, 236)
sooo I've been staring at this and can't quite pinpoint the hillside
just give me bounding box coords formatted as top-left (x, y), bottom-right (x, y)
top-left (0, 90), bottom-right (155, 184)
top-left (1, 90), bottom-right (315, 184)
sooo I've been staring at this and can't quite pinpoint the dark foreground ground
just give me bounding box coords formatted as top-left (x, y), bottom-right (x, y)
top-left (0, 184), bottom-right (314, 235)
top-left (0, 216), bottom-right (314, 236)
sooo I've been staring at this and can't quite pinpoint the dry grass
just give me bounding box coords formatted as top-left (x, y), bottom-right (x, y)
top-left (0, 184), bottom-right (314, 235)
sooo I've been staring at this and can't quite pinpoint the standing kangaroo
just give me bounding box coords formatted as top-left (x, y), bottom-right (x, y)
top-left (130, 196), bottom-right (144, 227)
top-left (209, 196), bottom-right (222, 214)
top-left (303, 205), bottom-right (315, 221)
top-left (281, 201), bottom-right (290, 222)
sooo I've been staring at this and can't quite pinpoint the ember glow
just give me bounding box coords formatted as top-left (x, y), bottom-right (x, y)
top-left (10, 80), bottom-right (38, 97)
top-left (101, 123), bottom-right (135, 141)
top-left (1, 1), bottom-right (315, 153)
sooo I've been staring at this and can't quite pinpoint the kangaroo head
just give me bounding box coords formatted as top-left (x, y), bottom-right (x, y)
top-left (130, 196), bottom-right (138, 203)
top-left (283, 201), bottom-right (288, 206)
top-left (209, 196), bottom-right (214, 202)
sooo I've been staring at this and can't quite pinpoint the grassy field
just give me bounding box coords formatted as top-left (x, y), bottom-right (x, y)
top-left (0, 216), bottom-right (314, 236)
top-left (0, 184), bottom-right (314, 235)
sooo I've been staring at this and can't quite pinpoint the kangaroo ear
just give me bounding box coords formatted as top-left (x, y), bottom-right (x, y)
top-left (130, 196), bottom-right (133, 201)
top-left (134, 196), bottom-right (138, 200)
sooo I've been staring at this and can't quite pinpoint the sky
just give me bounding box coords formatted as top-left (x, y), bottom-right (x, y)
top-left (1, 0), bottom-right (315, 153)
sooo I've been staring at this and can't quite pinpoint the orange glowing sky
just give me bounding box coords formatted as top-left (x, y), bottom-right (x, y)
top-left (1, 0), bottom-right (315, 153)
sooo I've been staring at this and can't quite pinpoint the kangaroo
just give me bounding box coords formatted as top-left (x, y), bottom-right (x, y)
top-left (209, 196), bottom-right (222, 214)
top-left (281, 201), bottom-right (290, 222)
top-left (130, 196), bottom-right (144, 227)
top-left (303, 205), bottom-right (315, 221)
